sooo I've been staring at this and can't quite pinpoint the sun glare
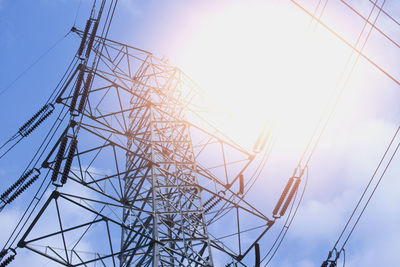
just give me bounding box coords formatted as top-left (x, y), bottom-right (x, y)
top-left (171, 1), bottom-right (363, 152)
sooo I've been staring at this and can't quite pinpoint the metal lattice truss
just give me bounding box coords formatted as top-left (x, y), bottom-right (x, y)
top-left (17, 31), bottom-right (273, 266)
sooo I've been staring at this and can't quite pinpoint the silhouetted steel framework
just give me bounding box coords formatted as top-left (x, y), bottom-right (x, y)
top-left (0, 4), bottom-right (276, 266)
top-left (2, 0), bottom-right (399, 266)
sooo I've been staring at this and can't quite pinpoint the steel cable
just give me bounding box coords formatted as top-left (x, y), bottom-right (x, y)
top-left (261, 0), bottom-right (385, 264)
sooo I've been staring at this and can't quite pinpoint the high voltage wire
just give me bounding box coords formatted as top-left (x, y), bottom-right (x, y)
top-left (0, 32), bottom-right (70, 97)
top-left (340, 0), bottom-right (400, 50)
top-left (1, 0), bottom-right (116, 253)
top-left (262, 0), bottom-right (395, 264)
top-left (303, 0), bottom-right (385, 167)
top-left (0, 58), bottom-right (80, 161)
top-left (323, 126), bottom-right (400, 265)
top-left (308, 0), bottom-right (328, 31)
top-left (1, 0), bottom-right (399, 266)
top-left (2, 1), bottom-right (237, 266)
top-left (306, 1), bottom-right (391, 262)
top-left (281, 0), bottom-right (400, 265)
top-left (0, 6), bottom-right (85, 257)
top-left (368, 0), bottom-right (400, 27)
top-left (259, 0), bottom-right (331, 262)
top-left (73, 0), bottom-right (83, 27)
top-left (340, 132), bottom-right (400, 249)
top-left (288, 0), bottom-right (400, 87)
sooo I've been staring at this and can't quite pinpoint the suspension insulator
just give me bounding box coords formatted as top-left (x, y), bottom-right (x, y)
top-left (51, 136), bottom-right (68, 182)
top-left (279, 178), bottom-right (301, 217)
top-left (254, 243), bottom-right (260, 267)
top-left (239, 174), bottom-right (244, 195)
top-left (18, 104), bottom-right (51, 136)
top-left (77, 72), bottom-right (93, 114)
top-left (61, 137), bottom-right (77, 184)
top-left (69, 65), bottom-right (85, 114)
top-left (272, 178), bottom-right (294, 217)
top-left (0, 249), bottom-right (7, 261)
top-left (203, 194), bottom-right (218, 208)
top-left (0, 169), bottom-right (34, 200)
top-left (85, 20), bottom-right (99, 58)
top-left (22, 107), bottom-right (54, 137)
top-left (77, 19), bottom-right (92, 57)
top-left (204, 195), bottom-right (223, 213)
top-left (6, 173), bottom-right (40, 204)
top-left (0, 254), bottom-right (15, 267)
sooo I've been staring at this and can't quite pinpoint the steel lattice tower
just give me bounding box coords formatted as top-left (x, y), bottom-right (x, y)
top-left (0, 3), bottom-right (276, 266)
top-left (3, 0), bottom-right (396, 266)
top-left (120, 56), bottom-right (213, 266)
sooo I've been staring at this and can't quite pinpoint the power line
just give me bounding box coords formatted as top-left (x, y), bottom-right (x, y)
top-left (73, 0), bottom-right (83, 26)
top-left (323, 126), bottom-right (400, 265)
top-left (261, 0), bottom-right (390, 264)
top-left (333, 125), bottom-right (400, 250)
top-left (340, 0), bottom-right (400, 50)
top-left (0, 32), bottom-right (70, 97)
top-left (341, 128), bottom-right (400, 249)
top-left (0, 55), bottom-right (79, 161)
top-left (288, 0), bottom-right (400, 88)
top-left (368, 0), bottom-right (400, 27)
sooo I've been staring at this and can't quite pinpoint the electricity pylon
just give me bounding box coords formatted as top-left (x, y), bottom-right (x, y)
top-left (1, 4), bottom-right (274, 266)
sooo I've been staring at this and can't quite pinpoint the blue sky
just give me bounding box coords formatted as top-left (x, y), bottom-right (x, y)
top-left (1, 0), bottom-right (400, 266)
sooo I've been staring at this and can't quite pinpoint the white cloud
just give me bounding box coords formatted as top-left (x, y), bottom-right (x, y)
top-left (264, 117), bottom-right (400, 266)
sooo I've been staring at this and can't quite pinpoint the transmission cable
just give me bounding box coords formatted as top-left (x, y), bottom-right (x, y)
top-left (298, 0), bottom-right (382, 171)
top-left (1, 58), bottom-right (77, 244)
top-left (280, 0), bottom-right (400, 265)
top-left (288, 0), bottom-right (400, 87)
top-left (225, 1), bottom-right (333, 264)
top-left (0, 31), bottom-right (71, 97)
top-left (260, 0), bottom-right (385, 264)
top-left (73, 0), bottom-right (83, 27)
top-left (0, 63), bottom-right (78, 211)
top-left (322, 126), bottom-right (400, 265)
top-left (0, 35), bottom-right (79, 161)
top-left (2, 0), bottom-right (119, 246)
top-left (1, 91), bottom-right (72, 251)
top-left (340, 0), bottom-right (400, 50)
top-left (303, 0), bottom-right (384, 169)
top-left (367, 0), bottom-right (400, 27)
top-left (0, 1), bottom-right (122, 265)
